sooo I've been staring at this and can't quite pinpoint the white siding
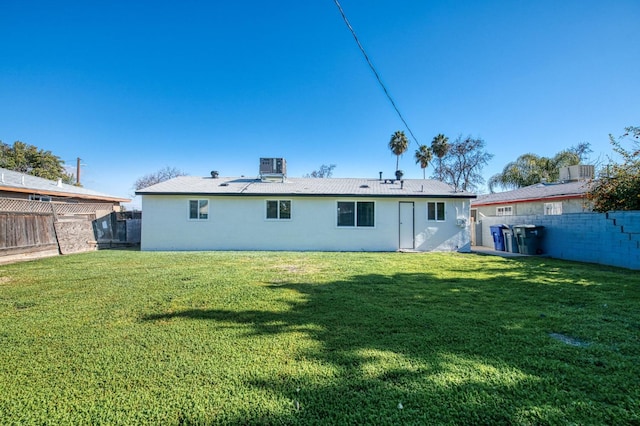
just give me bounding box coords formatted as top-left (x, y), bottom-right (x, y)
top-left (141, 195), bottom-right (471, 252)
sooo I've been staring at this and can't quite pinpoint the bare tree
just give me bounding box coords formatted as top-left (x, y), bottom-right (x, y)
top-left (134, 166), bottom-right (187, 191)
top-left (438, 135), bottom-right (493, 192)
top-left (305, 164), bottom-right (337, 178)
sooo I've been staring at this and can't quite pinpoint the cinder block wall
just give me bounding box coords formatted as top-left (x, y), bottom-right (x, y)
top-left (479, 211), bottom-right (640, 270)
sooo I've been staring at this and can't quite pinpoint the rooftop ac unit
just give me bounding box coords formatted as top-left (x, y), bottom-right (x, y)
top-left (559, 165), bottom-right (594, 182)
top-left (259, 158), bottom-right (286, 175)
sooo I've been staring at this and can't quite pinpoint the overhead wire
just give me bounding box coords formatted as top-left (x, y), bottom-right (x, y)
top-left (333, 0), bottom-right (420, 147)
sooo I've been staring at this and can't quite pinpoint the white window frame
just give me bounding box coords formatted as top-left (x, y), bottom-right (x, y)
top-left (266, 199), bottom-right (292, 220)
top-left (496, 205), bottom-right (513, 216)
top-left (544, 202), bottom-right (562, 215)
top-left (188, 199), bottom-right (209, 221)
top-left (427, 201), bottom-right (446, 221)
top-left (336, 201), bottom-right (375, 228)
top-left (29, 195), bottom-right (52, 202)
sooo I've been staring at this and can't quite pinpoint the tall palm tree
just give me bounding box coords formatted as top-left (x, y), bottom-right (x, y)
top-left (430, 134), bottom-right (449, 180)
top-left (388, 130), bottom-right (409, 171)
top-left (488, 150), bottom-right (582, 192)
top-left (414, 145), bottom-right (433, 179)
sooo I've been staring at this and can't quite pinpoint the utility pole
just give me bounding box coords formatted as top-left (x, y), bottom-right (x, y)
top-left (76, 157), bottom-right (81, 185)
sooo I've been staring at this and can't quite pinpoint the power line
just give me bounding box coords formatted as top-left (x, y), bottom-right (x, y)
top-left (333, 0), bottom-right (420, 147)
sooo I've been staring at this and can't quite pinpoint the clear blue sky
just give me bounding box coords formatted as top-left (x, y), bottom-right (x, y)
top-left (1, 0), bottom-right (638, 208)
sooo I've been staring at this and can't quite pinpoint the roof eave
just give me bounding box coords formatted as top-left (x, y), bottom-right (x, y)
top-left (0, 185), bottom-right (130, 203)
top-left (472, 193), bottom-right (586, 207)
top-left (136, 191), bottom-right (476, 199)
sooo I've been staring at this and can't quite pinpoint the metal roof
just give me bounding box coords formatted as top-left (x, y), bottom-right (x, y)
top-left (0, 167), bottom-right (130, 203)
top-left (136, 176), bottom-right (476, 199)
top-left (472, 180), bottom-right (591, 206)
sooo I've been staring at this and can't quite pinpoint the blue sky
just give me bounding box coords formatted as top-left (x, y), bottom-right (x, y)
top-left (1, 0), bottom-right (638, 208)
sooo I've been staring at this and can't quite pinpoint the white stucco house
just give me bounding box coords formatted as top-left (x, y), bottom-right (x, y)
top-left (136, 171), bottom-right (476, 252)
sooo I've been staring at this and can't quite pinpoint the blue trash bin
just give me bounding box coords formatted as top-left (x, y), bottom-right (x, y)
top-left (489, 225), bottom-right (507, 251)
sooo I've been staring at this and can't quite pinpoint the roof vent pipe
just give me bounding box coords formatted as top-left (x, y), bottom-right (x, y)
top-left (57, 178), bottom-right (63, 187)
top-left (400, 180), bottom-right (404, 189)
top-left (21, 175), bottom-right (25, 185)
top-left (379, 171), bottom-right (383, 181)
top-left (1, 173), bottom-right (4, 183)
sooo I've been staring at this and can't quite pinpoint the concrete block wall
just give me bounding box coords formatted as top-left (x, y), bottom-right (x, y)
top-left (479, 211), bottom-right (640, 270)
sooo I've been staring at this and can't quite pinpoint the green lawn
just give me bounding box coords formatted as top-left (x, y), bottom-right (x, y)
top-left (0, 250), bottom-right (638, 425)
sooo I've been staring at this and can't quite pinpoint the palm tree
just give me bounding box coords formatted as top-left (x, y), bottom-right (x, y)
top-left (488, 150), bottom-right (581, 192)
top-left (414, 145), bottom-right (433, 179)
top-left (388, 130), bottom-right (409, 171)
top-left (430, 134), bottom-right (449, 180)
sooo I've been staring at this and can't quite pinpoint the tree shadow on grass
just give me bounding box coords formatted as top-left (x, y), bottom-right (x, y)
top-left (141, 265), bottom-right (639, 425)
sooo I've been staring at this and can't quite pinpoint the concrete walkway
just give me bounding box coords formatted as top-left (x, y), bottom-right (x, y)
top-left (471, 245), bottom-right (530, 258)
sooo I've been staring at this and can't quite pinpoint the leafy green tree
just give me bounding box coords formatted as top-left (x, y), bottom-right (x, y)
top-left (305, 164), bottom-right (336, 178)
top-left (487, 145), bottom-right (589, 192)
top-left (430, 134), bottom-right (450, 180)
top-left (414, 145), bottom-right (433, 179)
top-left (388, 130), bottom-right (409, 171)
top-left (0, 141), bottom-right (75, 183)
top-left (438, 135), bottom-right (493, 192)
top-left (134, 166), bottom-right (187, 191)
top-left (587, 126), bottom-right (640, 212)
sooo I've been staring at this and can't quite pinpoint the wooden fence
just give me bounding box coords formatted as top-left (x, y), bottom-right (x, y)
top-left (0, 212), bottom-right (58, 256)
top-left (0, 198), bottom-right (119, 263)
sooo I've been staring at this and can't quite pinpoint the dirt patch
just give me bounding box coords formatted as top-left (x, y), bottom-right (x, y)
top-left (549, 332), bottom-right (591, 347)
top-left (270, 263), bottom-right (317, 274)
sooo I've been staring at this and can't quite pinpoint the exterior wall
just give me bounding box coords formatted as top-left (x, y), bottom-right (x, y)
top-left (475, 198), bottom-right (589, 218)
top-left (140, 195), bottom-right (472, 252)
top-left (478, 211), bottom-right (640, 270)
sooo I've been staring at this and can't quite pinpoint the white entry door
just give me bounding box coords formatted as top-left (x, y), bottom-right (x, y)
top-left (399, 202), bottom-right (414, 249)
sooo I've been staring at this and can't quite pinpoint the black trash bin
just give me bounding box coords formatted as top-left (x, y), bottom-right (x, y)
top-left (502, 226), bottom-right (519, 253)
top-left (489, 225), bottom-right (508, 251)
top-left (513, 225), bottom-right (544, 255)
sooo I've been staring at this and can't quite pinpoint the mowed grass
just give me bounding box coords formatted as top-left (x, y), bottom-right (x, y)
top-left (0, 250), bottom-right (638, 425)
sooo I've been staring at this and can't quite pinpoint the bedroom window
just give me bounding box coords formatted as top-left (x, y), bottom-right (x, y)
top-left (337, 201), bottom-right (374, 227)
top-left (189, 199), bottom-right (209, 220)
top-left (544, 202), bottom-right (562, 215)
top-left (496, 206), bottom-right (513, 216)
top-left (266, 200), bottom-right (291, 220)
top-left (427, 202), bottom-right (445, 221)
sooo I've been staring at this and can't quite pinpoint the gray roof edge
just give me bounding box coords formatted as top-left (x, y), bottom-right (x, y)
top-left (0, 167), bottom-right (130, 201)
top-left (136, 191), bottom-right (476, 199)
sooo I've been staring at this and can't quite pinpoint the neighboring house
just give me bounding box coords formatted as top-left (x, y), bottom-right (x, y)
top-left (472, 181), bottom-right (593, 219)
top-left (472, 165), bottom-right (595, 219)
top-left (0, 167), bottom-right (131, 262)
top-left (136, 171), bottom-right (476, 252)
top-left (0, 167), bottom-right (129, 212)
